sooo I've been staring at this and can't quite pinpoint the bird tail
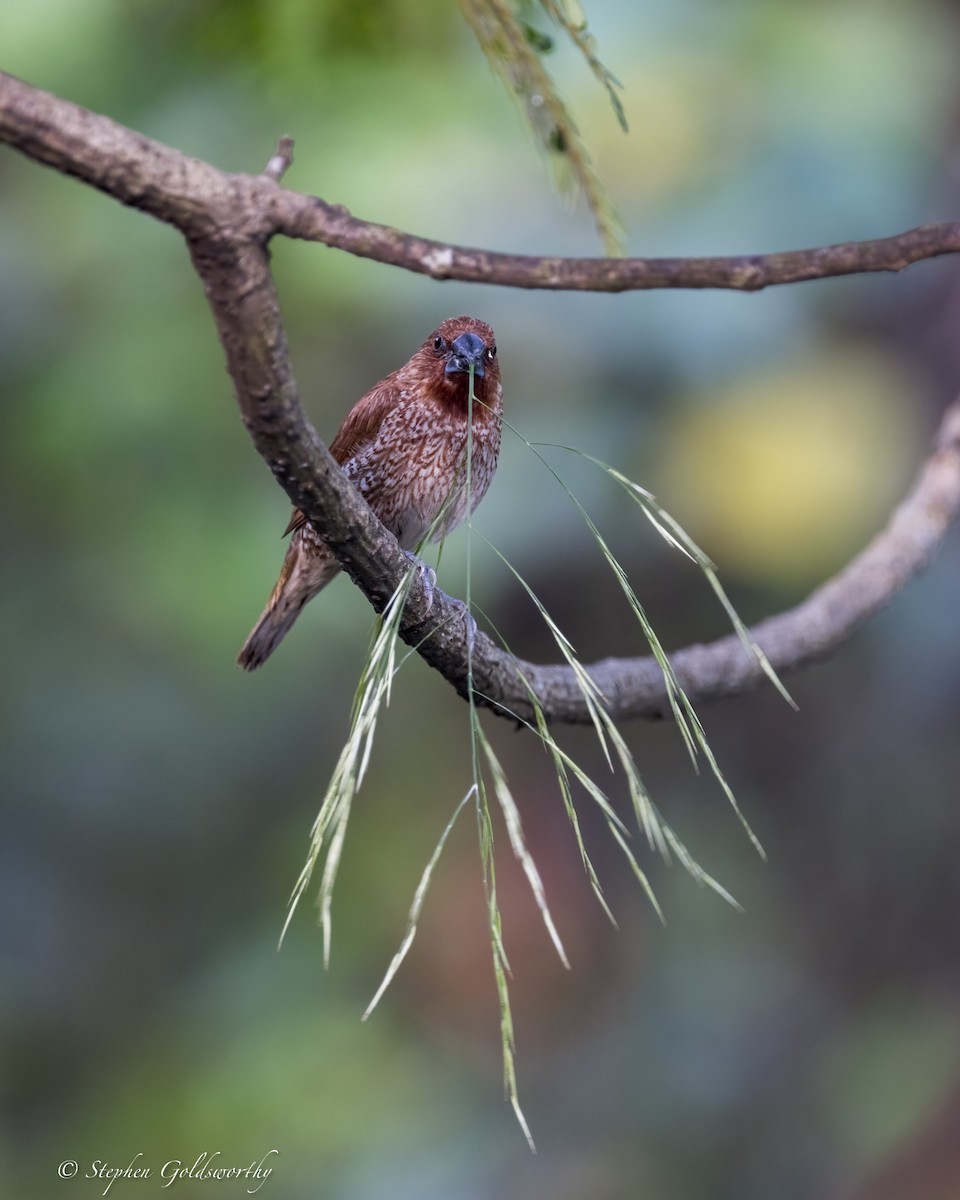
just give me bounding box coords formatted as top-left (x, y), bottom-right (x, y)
top-left (237, 555), bottom-right (340, 671)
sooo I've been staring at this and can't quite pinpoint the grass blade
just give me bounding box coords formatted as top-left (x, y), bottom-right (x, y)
top-left (478, 726), bottom-right (570, 967)
top-left (560, 449), bottom-right (796, 710)
top-left (364, 785), bottom-right (476, 1020)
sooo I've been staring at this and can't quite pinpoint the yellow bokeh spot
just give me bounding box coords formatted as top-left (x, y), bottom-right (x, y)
top-left (658, 351), bottom-right (922, 586)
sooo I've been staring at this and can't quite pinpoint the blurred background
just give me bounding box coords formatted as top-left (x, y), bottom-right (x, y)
top-left (3, 1), bottom-right (960, 1197)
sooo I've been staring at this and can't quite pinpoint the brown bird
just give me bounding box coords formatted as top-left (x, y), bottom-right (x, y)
top-left (238, 315), bottom-right (503, 670)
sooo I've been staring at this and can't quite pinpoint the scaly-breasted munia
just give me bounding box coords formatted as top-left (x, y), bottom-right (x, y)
top-left (238, 315), bottom-right (502, 669)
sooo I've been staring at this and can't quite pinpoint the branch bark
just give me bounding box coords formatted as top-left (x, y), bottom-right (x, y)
top-left (4, 72), bottom-right (960, 294)
top-left (3, 70), bottom-right (959, 725)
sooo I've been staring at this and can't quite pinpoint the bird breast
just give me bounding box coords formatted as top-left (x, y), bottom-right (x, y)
top-left (344, 391), bottom-right (502, 549)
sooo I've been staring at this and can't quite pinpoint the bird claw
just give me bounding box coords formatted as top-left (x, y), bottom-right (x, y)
top-left (401, 553), bottom-right (476, 649)
top-left (403, 551), bottom-right (437, 613)
top-left (401, 553), bottom-right (477, 652)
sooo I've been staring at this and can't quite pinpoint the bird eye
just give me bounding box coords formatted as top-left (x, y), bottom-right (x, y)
top-left (433, 336), bottom-right (445, 352)
top-left (486, 345), bottom-right (497, 361)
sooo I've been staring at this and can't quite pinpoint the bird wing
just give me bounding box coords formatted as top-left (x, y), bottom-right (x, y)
top-left (282, 382), bottom-right (399, 538)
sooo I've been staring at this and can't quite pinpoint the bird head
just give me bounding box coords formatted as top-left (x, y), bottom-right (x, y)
top-left (417, 315), bottom-right (500, 415)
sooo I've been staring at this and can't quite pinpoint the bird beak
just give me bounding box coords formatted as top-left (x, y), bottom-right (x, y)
top-left (445, 331), bottom-right (486, 378)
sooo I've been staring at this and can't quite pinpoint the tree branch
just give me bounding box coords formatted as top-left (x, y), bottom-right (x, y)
top-left (3, 72), bottom-right (960, 294)
top-left (276, 208), bottom-right (960, 293)
top-left (3, 70), bottom-right (959, 725)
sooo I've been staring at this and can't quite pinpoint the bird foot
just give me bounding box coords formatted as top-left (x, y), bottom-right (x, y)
top-left (400, 553), bottom-right (476, 650)
top-left (403, 551), bottom-right (437, 614)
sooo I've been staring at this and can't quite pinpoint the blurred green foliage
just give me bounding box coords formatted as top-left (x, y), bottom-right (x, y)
top-left (4, 1), bottom-right (960, 1198)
